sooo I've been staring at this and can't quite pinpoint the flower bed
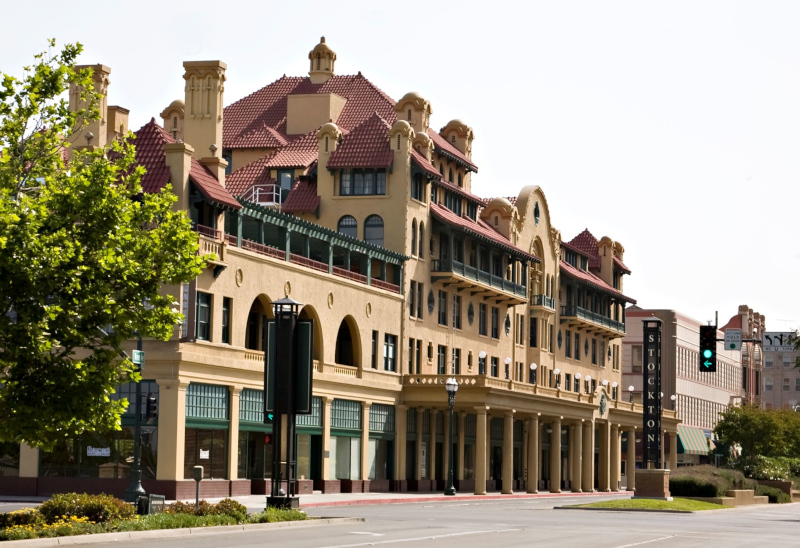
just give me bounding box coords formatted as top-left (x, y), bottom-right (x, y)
top-left (0, 493), bottom-right (307, 541)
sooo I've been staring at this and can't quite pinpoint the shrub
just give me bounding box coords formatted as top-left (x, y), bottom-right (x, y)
top-left (755, 485), bottom-right (792, 503)
top-left (38, 493), bottom-right (135, 524)
top-left (166, 498), bottom-right (247, 521)
top-left (249, 507), bottom-right (308, 523)
top-left (215, 498), bottom-right (248, 521)
top-left (734, 456), bottom-right (792, 481)
top-left (0, 507), bottom-right (44, 529)
top-left (669, 465), bottom-right (757, 497)
top-left (669, 476), bottom-right (722, 498)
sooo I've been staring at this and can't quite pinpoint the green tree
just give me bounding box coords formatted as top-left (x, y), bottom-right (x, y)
top-left (0, 41), bottom-right (204, 448)
top-left (714, 405), bottom-right (800, 459)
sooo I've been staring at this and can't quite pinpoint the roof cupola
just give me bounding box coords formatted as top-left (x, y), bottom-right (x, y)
top-left (309, 36), bottom-right (337, 84)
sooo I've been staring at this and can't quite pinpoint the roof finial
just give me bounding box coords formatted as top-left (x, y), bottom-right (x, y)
top-left (320, 36), bottom-right (326, 43)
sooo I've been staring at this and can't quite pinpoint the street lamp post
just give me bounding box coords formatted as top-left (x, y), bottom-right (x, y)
top-left (504, 357), bottom-right (512, 380)
top-left (670, 394), bottom-right (677, 411)
top-left (444, 377), bottom-right (459, 496)
top-left (479, 351), bottom-right (487, 375)
top-left (628, 385), bottom-right (635, 403)
top-left (554, 368), bottom-right (561, 388)
top-left (124, 337), bottom-right (146, 504)
top-left (529, 363), bottom-right (537, 384)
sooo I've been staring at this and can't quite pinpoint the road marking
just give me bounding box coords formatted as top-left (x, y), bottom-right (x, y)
top-left (350, 532), bottom-right (385, 536)
top-left (612, 536), bottom-right (675, 548)
top-left (319, 528), bottom-right (521, 548)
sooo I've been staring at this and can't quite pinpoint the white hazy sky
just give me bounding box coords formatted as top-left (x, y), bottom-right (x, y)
top-left (4, 0), bottom-right (799, 332)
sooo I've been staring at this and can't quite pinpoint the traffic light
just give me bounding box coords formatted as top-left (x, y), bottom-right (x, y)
top-left (699, 325), bottom-right (717, 372)
top-left (145, 392), bottom-right (158, 421)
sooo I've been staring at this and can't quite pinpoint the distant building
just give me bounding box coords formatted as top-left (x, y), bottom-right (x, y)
top-left (752, 330), bottom-right (799, 410)
top-left (623, 308), bottom-right (749, 466)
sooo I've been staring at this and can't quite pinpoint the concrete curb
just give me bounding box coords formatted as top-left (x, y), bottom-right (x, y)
top-left (300, 491), bottom-right (633, 508)
top-left (1, 517), bottom-right (365, 547)
top-left (554, 506), bottom-right (694, 514)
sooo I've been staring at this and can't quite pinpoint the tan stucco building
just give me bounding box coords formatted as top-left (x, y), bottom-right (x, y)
top-left (5, 38), bottom-right (678, 500)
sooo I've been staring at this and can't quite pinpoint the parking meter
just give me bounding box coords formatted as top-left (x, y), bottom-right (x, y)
top-left (192, 466), bottom-right (203, 509)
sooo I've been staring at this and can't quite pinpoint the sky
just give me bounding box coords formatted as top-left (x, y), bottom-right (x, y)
top-left (4, 0), bottom-right (799, 332)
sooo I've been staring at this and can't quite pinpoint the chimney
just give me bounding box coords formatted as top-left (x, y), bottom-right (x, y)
top-left (106, 106), bottom-right (129, 142)
top-left (69, 64), bottom-right (111, 149)
top-left (164, 141), bottom-right (195, 214)
top-left (183, 60), bottom-right (226, 162)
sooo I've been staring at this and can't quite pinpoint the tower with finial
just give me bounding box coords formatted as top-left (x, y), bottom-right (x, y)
top-left (309, 36), bottom-right (336, 84)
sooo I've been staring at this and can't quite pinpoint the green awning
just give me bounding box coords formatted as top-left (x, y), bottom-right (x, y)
top-left (677, 425), bottom-right (710, 455)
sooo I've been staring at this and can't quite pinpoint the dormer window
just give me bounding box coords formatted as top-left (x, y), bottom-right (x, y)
top-left (339, 168), bottom-right (387, 196)
top-left (580, 257), bottom-right (588, 270)
top-left (444, 191), bottom-right (462, 216)
top-left (564, 250), bottom-right (578, 268)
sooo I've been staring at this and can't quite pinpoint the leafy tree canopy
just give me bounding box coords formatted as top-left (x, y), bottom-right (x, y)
top-left (0, 41), bottom-right (204, 448)
top-left (714, 405), bottom-right (800, 460)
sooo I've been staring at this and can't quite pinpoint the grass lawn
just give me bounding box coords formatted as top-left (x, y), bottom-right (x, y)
top-left (569, 498), bottom-right (728, 512)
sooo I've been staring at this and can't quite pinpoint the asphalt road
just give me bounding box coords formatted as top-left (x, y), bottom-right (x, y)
top-left (76, 496), bottom-right (800, 548)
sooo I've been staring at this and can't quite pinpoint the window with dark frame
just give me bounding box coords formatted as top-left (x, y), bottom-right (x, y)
top-left (438, 290), bottom-right (447, 325)
top-left (412, 173), bottom-right (424, 201)
top-left (409, 281), bottom-right (417, 317)
top-left (196, 292), bottom-right (211, 341)
top-left (491, 357), bottom-right (499, 377)
top-left (417, 283), bottom-right (423, 318)
top-left (384, 334), bottom-right (397, 371)
top-left (452, 295), bottom-right (462, 329)
top-left (339, 169), bottom-right (387, 196)
top-left (565, 329), bottom-right (572, 358)
top-left (530, 317), bottom-right (538, 347)
top-left (437, 345), bottom-right (447, 374)
top-left (371, 330), bottom-right (378, 369)
top-left (221, 297), bottom-right (231, 344)
top-left (491, 307), bottom-right (499, 339)
top-left (452, 348), bottom-right (461, 375)
top-left (479, 303), bottom-right (487, 336)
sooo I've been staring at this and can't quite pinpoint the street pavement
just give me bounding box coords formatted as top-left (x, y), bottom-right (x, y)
top-left (26, 495), bottom-right (800, 548)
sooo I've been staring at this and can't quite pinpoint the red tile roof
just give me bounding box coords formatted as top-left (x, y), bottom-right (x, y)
top-left (327, 113), bottom-right (393, 168)
top-left (613, 255), bottom-right (631, 274)
top-left (435, 177), bottom-right (487, 207)
top-left (430, 202), bottom-right (539, 261)
top-left (559, 260), bottom-right (636, 303)
top-left (263, 129), bottom-right (321, 169)
top-left (281, 177), bottom-right (320, 214)
top-left (225, 155), bottom-right (273, 196)
top-left (411, 149), bottom-right (441, 179)
top-left (568, 229), bottom-right (601, 269)
top-left (429, 129), bottom-right (478, 172)
top-left (223, 74), bottom-right (396, 149)
top-left (228, 123), bottom-right (288, 149)
top-left (721, 314), bottom-right (742, 331)
top-left (132, 118), bottom-right (240, 210)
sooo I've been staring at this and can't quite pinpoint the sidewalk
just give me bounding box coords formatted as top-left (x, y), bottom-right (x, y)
top-left (0, 490), bottom-right (634, 510)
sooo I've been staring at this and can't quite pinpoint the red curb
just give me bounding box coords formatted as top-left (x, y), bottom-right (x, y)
top-left (301, 491), bottom-right (633, 508)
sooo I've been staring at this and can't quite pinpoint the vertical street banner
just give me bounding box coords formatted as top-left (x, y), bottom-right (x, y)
top-left (642, 317), bottom-right (662, 467)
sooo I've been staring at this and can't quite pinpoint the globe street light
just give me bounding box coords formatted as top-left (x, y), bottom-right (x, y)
top-left (628, 385), bottom-right (635, 403)
top-left (504, 357), bottom-right (512, 380)
top-left (554, 368), bottom-right (561, 388)
top-left (575, 373), bottom-right (581, 392)
top-left (612, 381), bottom-right (618, 399)
top-left (585, 375), bottom-right (591, 394)
top-left (670, 394), bottom-right (677, 411)
top-left (444, 377), bottom-right (459, 496)
top-left (529, 363), bottom-right (537, 384)
top-left (479, 351), bottom-right (487, 375)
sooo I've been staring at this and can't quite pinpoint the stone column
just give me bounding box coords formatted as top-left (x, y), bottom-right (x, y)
top-left (415, 407), bottom-right (424, 481)
top-left (581, 420), bottom-right (594, 492)
top-left (522, 421), bottom-right (529, 490)
top-left (430, 409), bottom-right (438, 482)
top-left (395, 405), bottom-right (408, 484)
top-left (502, 411), bottom-right (514, 494)
top-left (442, 409), bottom-right (450, 486)
top-left (550, 417), bottom-right (561, 493)
top-left (610, 424), bottom-right (620, 492)
top-left (627, 427), bottom-right (636, 492)
top-left (669, 431), bottom-right (678, 471)
top-left (572, 422), bottom-right (582, 492)
top-left (486, 414), bottom-right (492, 481)
top-left (227, 386), bottom-right (242, 480)
top-left (156, 379), bottom-right (188, 481)
top-left (475, 407), bottom-right (488, 495)
top-left (361, 402), bottom-right (371, 481)
top-left (599, 422), bottom-right (610, 492)
top-left (527, 415), bottom-right (539, 493)
top-left (457, 411), bottom-right (466, 481)
top-left (321, 397), bottom-right (334, 480)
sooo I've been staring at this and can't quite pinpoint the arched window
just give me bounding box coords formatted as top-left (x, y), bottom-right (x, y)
top-left (337, 215), bottom-right (358, 239)
top-left (397, 134), bottom-right (401, 150)
top-left (439, 163), bottom-right (444, 175)
top-left (172, 116), bottom-right (178, 129)
top-left (448, 168), bottom-right (453, 183)
top-left (451, 135), bottom-right (456, 144)
top-left (316, 56), bottom-right (321, 70)
top-left (407, 109), bottom-right (412, 121)
top-left (411, 219), bottom-right (417, 256)
top-left (494, 215), bottom-right (499, 226)
top-left (418, 222), bottom-right (424, 257)
top-left (364, 215), bottom-right (384, 247)
top-left (325, 136), bottom-right (329, 152)
top-left (457, 173), bottom-right (462, 187)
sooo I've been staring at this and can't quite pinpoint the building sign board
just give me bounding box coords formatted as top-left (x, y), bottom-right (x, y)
top-left (763, 332), bottom-right (795, 352)
top-left (724, 329), bottom-right (742, 351)
top-left (642, 317), bottom-right (663, 467)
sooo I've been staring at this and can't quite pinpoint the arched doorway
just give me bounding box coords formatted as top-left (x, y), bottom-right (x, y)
top-left (299, 305), bottom-right (323, 363)
top-left (334, 316), bottom-right (360, 367)
top-left (245, 295), bottom-right (273, 350)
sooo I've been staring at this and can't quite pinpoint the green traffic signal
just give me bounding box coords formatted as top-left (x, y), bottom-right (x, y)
top-left (703, 349), bottom-right (713, 359)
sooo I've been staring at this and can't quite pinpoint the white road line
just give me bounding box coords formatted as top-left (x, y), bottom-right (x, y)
top-left (612, 536), bottom-right (675, 548)
top-left (319, 528), bottom-right (521, 548)
top-left (349, 532), bottom-right (385, 536)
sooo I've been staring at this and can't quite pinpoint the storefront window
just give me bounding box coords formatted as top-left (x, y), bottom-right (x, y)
top-left (184, 428), bottom-right (228, 479)
top-left (329, 436), bottom-right (361, 479)
top-left (237, 430), bottom-right (273, 479)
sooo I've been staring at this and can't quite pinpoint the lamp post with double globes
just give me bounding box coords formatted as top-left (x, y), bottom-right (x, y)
top-left (628, 385), bottom-right (635, 403)
top-left (504, 357), bottom-right (512, 380)
top-left (444, 377), bottom-right (459, 496)
top-left (479, 351), bottom-right (487, 375)
top-left (529, 363), bottom-right (537, 384)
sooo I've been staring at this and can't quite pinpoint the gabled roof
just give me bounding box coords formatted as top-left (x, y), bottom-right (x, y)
top-left (721, 314), bottom-right (742, 331)
top-left (559, 260), bottom-right (636, 303)
top-left (411, 149), bottom-right (441, 179)
top-left (225, 155), bottom-right (273, 196)
top-left (262, 129), bottom-right (320, 169)
top-left (429, 129), bottom-right (478, 172)
top-left (281, 177), bottom-right (319, 214)
top-left (327, 112), bottom-right (393, 169)
top-left (568, 229), bottom-right (601, 269)
top-left (223, 74), bottom-right (396, 149)
top-left (228, 123), bottom-right (289, 149)
top-left (132, 119), bottom-right (240, 210)
top-left (430, 202), bottom-right (539, 262)
top-left (613, 255), bottom-right (631, 274)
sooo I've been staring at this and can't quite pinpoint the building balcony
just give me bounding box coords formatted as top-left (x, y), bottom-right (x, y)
top-left (560, 304), bottom-right (625, 337)
top-left (431, 258), bottom-right (527, 305)
top-left (531, 294), bottom-right (556, 311)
